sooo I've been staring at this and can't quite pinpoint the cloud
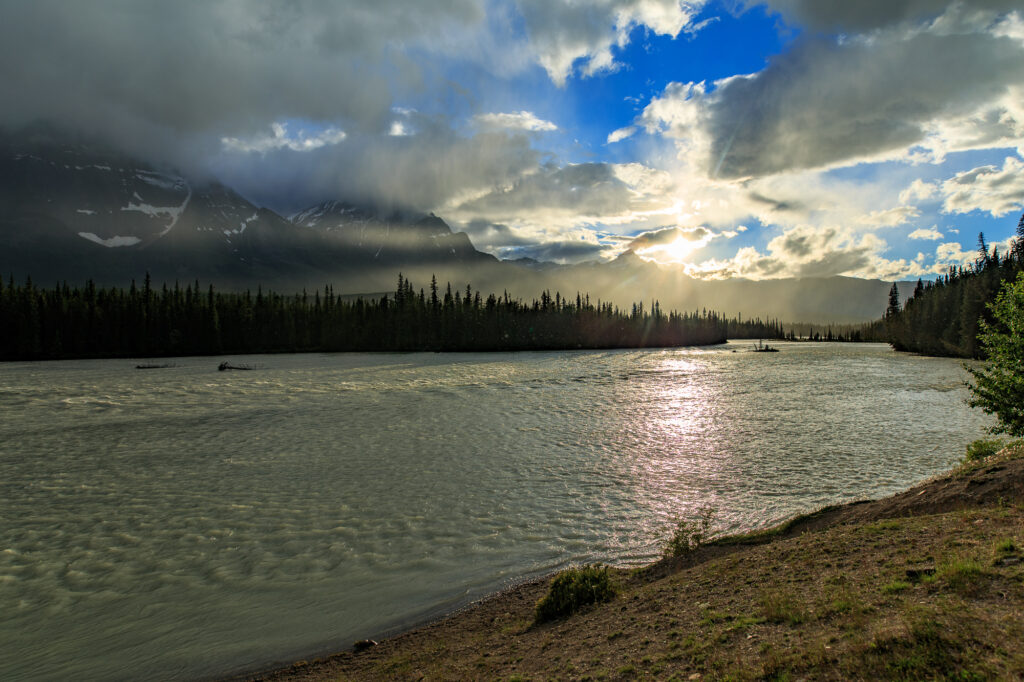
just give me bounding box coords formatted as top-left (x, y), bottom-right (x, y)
top-left (940, 155), bottom-right (1024, 217)
top-left (629, 225), bottom-right (710, 248)
top-left (448, 161), bottom-right (677, 229)
top-left (221, 122), bottom-right (346, 153)
top-left (681, 224), bottom-right (924, 280)
top-left (607, 126), bottom-right (638, 144)
top-left (0, 0), bottom-right (493, 162)
top-left (935, 240), bottom-right (979, 267)
top-left (761, 0), bottom-right (1022, 33)
top-left (857, 206), bottom-right (920, 227)
top-left (908, 227), bottom-right (944, 240)
top-left (497, 239), bottom-right (610, 263)
top-left (0, 0), bottom-right (708, 169)
top-left (899, 179), bottom-right (939, 204)
top-left (472, 111), bottom-right (558, 132)
top-left (462, 219), bottom-right (537, 249)
top-left (213, 123), bottom-right (543, 215)
top-left (514, 0), bottom-right (710, 86)
top-left (389, 121), bottom-right (412, 137)
top-left (637, 10), bottom-right (1024, 178)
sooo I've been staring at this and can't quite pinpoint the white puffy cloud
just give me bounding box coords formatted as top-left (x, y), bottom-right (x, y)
top-left (857, 206), bottom-right (920, 228)
top-left (908, 227), bottom-right (944, 240)
top-left (940, 155), bottom-right (1024, 217)
top-left (607, 126), bottom-right (638, 144)
top-left (935, 241), bottom-right (980, 267)
top-left (899, 179), bottom-right (939, 204)
top-left (472, 111), bottom-right (558, 132)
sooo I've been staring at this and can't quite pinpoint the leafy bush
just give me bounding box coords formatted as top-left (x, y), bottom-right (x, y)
top-left (662, 506), bottom-right (715, 558)
top-left (963, 438), bottom-right (1005, 464)
top-left (967, 271), bottom-right (1024, 437)
top-left (533, 564), bottom-right (616, 624)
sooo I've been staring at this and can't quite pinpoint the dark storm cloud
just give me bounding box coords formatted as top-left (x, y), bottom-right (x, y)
top-left (636, 2), bottom-right (1024, 181)
top-left (746, 192), bottom-right (803, 214)
top-left (761, 0), bottom-right (1022, 32)
top-left (0, 0), bottom-right (481, 165)
top-left (707, 31), bottom-right (1024, 178)
top-left (215, 127), bottom-right (542, 215)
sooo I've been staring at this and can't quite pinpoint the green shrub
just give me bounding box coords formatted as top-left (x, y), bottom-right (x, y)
top-left (963, 438), bottom-right (1005, 464)
top-left (662, 506), bottom-right (715, 558)
top-left (967, 271), bottom-right (1024, 437)
top-left (534, 564), bottom-right (616, 624)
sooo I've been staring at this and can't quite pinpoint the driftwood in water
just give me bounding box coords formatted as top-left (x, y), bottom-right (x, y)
top-left (218, 361), bottom-right (254, 371)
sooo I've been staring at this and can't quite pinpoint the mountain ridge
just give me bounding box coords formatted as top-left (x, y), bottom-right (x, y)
top-left (0, 128), bottom-right (912, 322)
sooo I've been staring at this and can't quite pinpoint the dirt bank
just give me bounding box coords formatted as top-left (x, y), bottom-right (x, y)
top-left (231, 444), bottom-right (1024, 681)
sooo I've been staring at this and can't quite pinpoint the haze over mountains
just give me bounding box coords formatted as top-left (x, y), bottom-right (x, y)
top-left (0, 128), bottom-right (911, 323)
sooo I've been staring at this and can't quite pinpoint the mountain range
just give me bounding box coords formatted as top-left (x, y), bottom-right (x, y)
top-left (0, 127), bottom-right (912, 323)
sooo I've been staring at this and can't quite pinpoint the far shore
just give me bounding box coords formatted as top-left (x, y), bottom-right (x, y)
top-left (224, 442), bottom-right (1024, 681)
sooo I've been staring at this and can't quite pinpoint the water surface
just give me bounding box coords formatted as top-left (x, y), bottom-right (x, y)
top-left (0, 342), bottom-right (990, 679)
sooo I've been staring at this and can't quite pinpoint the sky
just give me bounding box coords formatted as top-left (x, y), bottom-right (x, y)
top-left (1, 0), bottom-right (1023, 280)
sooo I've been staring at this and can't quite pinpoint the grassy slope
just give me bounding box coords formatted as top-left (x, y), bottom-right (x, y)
top-left (239, 445), bottom-right (1024, 681)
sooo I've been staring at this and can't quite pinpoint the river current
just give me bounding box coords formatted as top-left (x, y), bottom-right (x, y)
top-left (0, 342), bottom-right (992, 679)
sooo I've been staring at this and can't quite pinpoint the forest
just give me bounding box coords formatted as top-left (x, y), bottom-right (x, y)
top-left (0, 273), bottom-right (797, 360)
top-left (885, 214), bottom-right (1024, 358)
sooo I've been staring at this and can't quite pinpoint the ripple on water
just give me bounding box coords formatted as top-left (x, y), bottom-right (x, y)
top-left (0, 344), bottom-right (994, 681)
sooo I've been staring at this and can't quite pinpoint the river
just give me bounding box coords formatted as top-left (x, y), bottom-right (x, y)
top-left (0, 341), bottom-right (991, 680)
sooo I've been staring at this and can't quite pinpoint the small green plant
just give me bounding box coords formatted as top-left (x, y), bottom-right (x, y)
top-left (761, 591), bottom-right (806, 625)
top-left (865, 519), bottom-right (902, 534)
top-left (995, 538), bottom-right (1017, 554)
top-left (962, 438), bottom-right (1005, 464)
top-left (882, 580), bottom-right (911, 594)
top-left (534, 564), bottom-right (616, 624)
top-left (939, 558), bottom-right (987, 596)
top-left (662, 506), bottom-right (715, 558)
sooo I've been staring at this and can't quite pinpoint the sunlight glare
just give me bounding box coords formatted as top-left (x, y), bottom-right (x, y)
top-left (638, 238), bottom-right (697, 264)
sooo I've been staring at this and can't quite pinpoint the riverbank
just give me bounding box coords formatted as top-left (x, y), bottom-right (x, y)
top-left (232, 442), bottom-right (1024, 681)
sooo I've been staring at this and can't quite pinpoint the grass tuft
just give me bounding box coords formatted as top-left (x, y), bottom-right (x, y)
top-left (882, 580), bottom-right (911, 594)
top-left (939, 558), bottom-right (988, 596)
top-left (760, 591), bottom-right (806, 625)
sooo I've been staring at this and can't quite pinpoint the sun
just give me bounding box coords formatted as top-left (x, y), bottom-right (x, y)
top-left (638, 238), bottom-right (698, 264)
top-left (661, 238), bottom-right (698, 262)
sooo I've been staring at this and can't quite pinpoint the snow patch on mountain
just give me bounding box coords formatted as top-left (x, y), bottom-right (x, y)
top-left (77, 232), bottom-right (142, 247)
top-left (120, 183), bottom-right (192, 237)
top-left (134, 170), bottom-right (185, 191)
